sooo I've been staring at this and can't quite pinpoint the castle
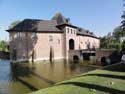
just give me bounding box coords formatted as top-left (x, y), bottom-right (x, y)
top-left (7, 13), bottom-right (100, 62)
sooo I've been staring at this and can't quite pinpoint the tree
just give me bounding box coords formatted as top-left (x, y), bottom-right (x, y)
top-left (100, 36), bottom-right (107, 48)
top-left (100, 27), bottom-right (123, 50)
top-left (100, 0), bottom-right (125, 51)
top-left (8, 20), bottom-right (21, 29)
top-left (113, 26), bottom-right (123, 41)
top-left (0, 40), bottom-right (8, 51)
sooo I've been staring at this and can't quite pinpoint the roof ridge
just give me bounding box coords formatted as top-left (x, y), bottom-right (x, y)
top-left (24, 19), bottom-right (43, 21)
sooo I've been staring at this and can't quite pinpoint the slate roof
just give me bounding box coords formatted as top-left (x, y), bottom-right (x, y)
top-left (7, 19), bottom-right (62, 32)
top-left (56, 23), bottom-right (78, 29)
top-left (37, 20), bottom-right (61, 32)
top-left (7, 12), bottom-right (99, 38)
top-left (77, 28), bottom-right (99, 39)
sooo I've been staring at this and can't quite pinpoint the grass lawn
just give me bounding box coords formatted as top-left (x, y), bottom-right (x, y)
top-left (30, 63), bottom-right (125, 94)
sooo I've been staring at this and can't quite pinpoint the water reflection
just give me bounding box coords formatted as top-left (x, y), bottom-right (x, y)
top-left (10, 63), bottom-right (33, 80)
top-left (10, 63), bottom-right (38, 91)
top-left (10, 63), bottom-right (35, 81)
top-left (0, 59), bottom-right (98, 94)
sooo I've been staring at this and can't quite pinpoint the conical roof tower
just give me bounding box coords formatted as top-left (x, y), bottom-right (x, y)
top-left (52, 12), bottom-right (68, 25)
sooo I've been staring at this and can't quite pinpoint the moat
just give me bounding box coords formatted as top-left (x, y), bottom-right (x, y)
top-left (0, 60), bottom-right (99, 94)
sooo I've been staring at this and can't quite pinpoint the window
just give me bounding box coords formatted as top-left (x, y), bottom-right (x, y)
top-left (31, 32), bottom-right (37, 38)
top-left (74, 30), bottom-right (76, 34)
top-left (69, 39), bottom-right (75, 50)
top-left (71, 29), bottom-right (72, 34)
top-left (49, 35), bottom-right (53, 41)
top-left (13, 32), bottom-right (19, 38)
top-left (20, 32), bottom-right (26, 37)
top-left (58, 39), bottom-right (60, 44)
top-left (14, 33), bottom-right (17, 38)
top-left (67, 28), bottom-right (69, 33)
top-left (14, 32), bottom-right (25, 38)
top-left (9, 33), bottom-right (14, 41)
top-left (17, 32), bottom-right (20, 37)
top-left (10, 35), bottom-right (13, 41)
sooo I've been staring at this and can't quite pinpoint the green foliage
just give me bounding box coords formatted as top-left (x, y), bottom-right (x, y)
top-left (0, 40), bottom-right (8, 52)
top-left (100, 26), bottom-right (125, 51)
top-left (113, 26), bottom-right (125, 40)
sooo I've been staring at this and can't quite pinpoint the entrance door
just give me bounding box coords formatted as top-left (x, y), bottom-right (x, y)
top-left (69, 39), bottom-right (74, 50)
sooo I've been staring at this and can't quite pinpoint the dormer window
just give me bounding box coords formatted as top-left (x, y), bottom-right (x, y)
top-left (78, 28), bottom-right (82, 32)
top-left (86, 30), bottom-right (89, 33)
top-left (90, 32), bottom-right (93, 35)
top-left (66, 18), bottom-right (70, 24)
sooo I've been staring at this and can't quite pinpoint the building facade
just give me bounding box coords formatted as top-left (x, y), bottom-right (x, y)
top-left (7, 13), bottom-right (100, 62)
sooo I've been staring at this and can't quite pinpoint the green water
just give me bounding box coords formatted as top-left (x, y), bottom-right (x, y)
top-left (0, 60), bottom-right (98, 94)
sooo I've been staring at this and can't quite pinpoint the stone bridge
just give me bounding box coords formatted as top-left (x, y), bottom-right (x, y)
top-left (95, 49), bottom-right (116, 62)
top-left (68, 49), bottom-right (115, 62)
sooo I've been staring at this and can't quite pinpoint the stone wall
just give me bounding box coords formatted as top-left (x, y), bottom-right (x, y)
top-left (9, 29), bottom-right (100, 62)
top-left (68, 50), bottom-right (81, 61)
top-left (34, 33), bottom-right (64, 61)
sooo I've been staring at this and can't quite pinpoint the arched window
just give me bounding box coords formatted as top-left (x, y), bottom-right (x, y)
top-left (73, 55), bottom-right (79, 61)
top-left (69, 39), bottom-right (75, 50)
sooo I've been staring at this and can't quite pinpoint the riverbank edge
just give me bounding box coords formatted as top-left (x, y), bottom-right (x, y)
top-left (29, 62), bottom-right (125, 94)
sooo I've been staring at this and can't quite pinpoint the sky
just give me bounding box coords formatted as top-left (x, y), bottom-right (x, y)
top-left (0, 0), bottom-right (123, 40)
